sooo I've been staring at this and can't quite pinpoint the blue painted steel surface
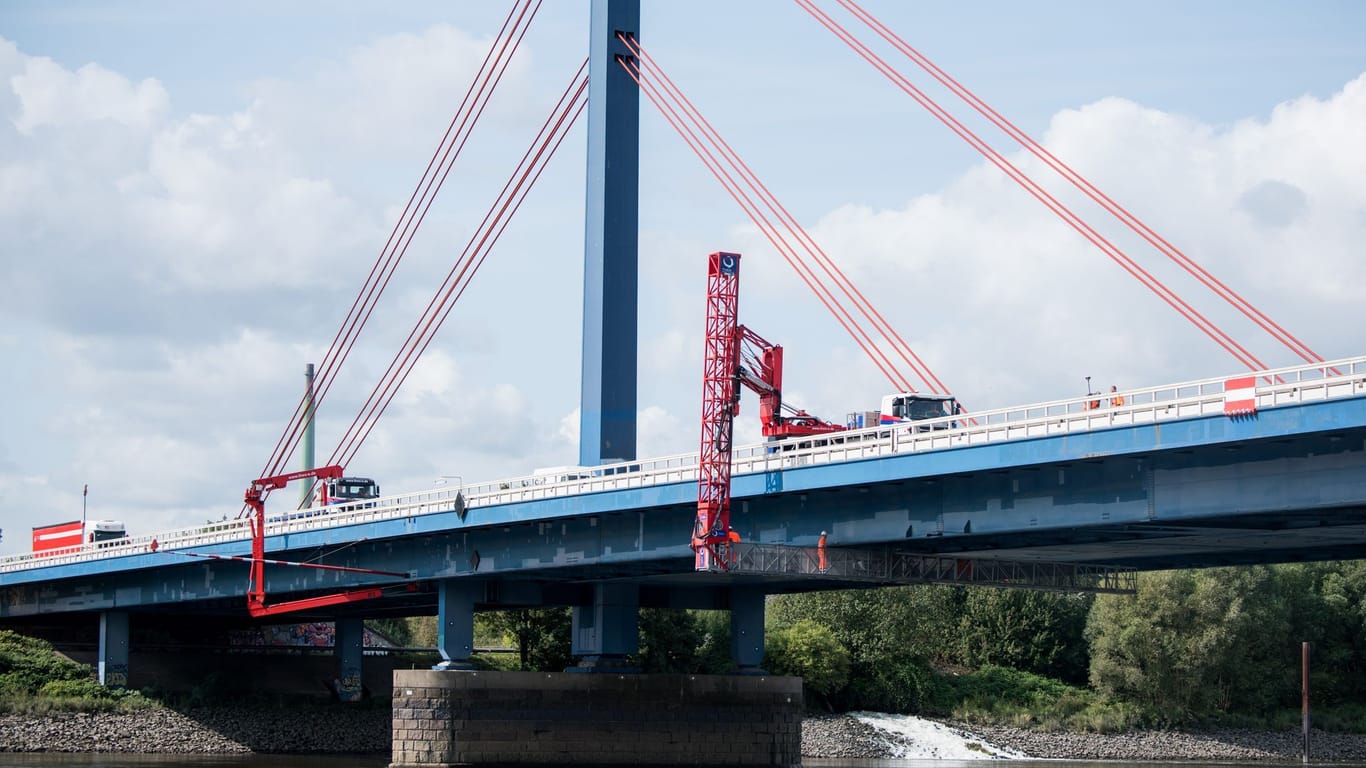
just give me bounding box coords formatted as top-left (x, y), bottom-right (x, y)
top-left (571, 582), bottom-right (640, 661)
top-left (335, 616), bottom-right (363, 702)
top-left (729, 586), bottom-right (765, 672)
top-left (98, 611), bottom-right (129, 688)
top-left (4, 397), bottom-right (1366, 620)
top-left (580, 0), bottom-right (640, 466)
top-left (434, 580), bottom-right (476, 669)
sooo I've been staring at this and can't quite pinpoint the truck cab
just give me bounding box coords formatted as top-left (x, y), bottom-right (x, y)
top-left (879, 393), bottom-right (960, 431)
top-left (325, 477), bottom-right (380, 506)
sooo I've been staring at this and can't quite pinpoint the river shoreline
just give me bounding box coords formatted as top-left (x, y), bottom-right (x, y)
top-left (4, 706), bottom-right (1365, 761)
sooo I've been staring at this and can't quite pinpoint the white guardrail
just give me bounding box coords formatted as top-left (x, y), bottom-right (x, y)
top-left (4, 356), bottom-right (1365, 575)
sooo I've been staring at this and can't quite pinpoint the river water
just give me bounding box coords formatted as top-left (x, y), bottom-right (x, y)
top-left (0, 757), bottom-right (1338, 768)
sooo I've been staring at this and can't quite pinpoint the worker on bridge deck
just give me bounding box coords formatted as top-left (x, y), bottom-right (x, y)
top-left (1110, 385), bottom-right (1124, 407)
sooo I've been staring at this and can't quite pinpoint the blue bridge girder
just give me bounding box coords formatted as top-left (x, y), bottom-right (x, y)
top-left (4, 359), bottom-right (1366, 621)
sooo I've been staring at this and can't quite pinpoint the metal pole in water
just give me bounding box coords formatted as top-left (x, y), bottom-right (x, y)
top-left (300, 363), bottom-right (316, 507)
top-left (1302, 640), bottom-right (1310, 764)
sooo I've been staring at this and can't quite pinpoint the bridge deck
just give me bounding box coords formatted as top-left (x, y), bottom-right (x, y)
top-left (3, 357), bottom-right (1365, 600)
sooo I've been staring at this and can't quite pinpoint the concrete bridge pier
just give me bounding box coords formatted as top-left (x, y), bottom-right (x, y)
top-left (390, 671), bottom-right (802, 767)
top-left (97, 610), bottom-right (129, 690)
top-left (570, 582), bottom-right (639, 670)
top-left (730, 585), bottom-right (766, 673)
top-left (335, 616), bottom-right (364, 702)
top-left (432, 579), bottom-right (477, 670)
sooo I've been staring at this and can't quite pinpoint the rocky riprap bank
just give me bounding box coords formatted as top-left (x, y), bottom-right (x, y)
top-left (971, 721), bottom-right (1366, 762)
top-left (6, 706), bottom-right (1366, 761)
top-left (0, 706), bottom-right (390, 753)
top-left (805, 714), bottom-right (1366, 763)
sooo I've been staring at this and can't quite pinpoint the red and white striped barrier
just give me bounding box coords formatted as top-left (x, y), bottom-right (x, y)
top-left (1224, 376), bottom-right (1257, 416)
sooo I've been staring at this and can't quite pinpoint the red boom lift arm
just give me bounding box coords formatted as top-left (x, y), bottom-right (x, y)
top-left (242, 464), bottom-right (408, 617)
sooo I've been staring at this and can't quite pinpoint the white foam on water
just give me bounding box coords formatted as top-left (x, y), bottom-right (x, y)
top-left (851, 712), bottom-right (1033, 760)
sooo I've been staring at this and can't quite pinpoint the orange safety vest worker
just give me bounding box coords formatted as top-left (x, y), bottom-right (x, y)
top-left (817, 531), bottom-right (829, 572)
top-left (1110, 386), bottom-right (1124, 407)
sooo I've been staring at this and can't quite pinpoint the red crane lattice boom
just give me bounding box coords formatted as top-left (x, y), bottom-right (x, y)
top-left (695, 252), bottom-right (742, 570)
top-left (694, 251), bottom-right (843, 570)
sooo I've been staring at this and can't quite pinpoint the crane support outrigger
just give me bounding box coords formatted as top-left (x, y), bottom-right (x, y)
top-left (694, 252), bottom-right (844, 571)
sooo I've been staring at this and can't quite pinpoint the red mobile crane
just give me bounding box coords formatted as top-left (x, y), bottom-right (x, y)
top-left (241, 465), bottom-right (407, 617)
top-left (694, 252), bottom-right (844, 570)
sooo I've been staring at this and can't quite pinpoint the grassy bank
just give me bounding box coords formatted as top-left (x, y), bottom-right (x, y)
top-left (0, 630), bottom-right (152, 714)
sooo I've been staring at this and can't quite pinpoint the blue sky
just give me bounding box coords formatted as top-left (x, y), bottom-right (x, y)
top-left (1, 1), bottom-right (1364, 554)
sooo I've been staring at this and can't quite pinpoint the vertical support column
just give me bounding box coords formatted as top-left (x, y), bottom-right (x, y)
top-left (580, 0), bottom-right (640, 466)
top-left (570, 583), bottom-right (639, 671)
top-left (730, 586), bottom-right (766, 674)
top-left (98, 611), bottom-right (129, 689)
top-left (335, 617), bottom-right (364, 702)
top-left (433, 579), bottom-right (477, 671)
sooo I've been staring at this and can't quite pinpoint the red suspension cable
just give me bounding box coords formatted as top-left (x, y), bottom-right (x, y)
top-left (620, 38), bottom-right (957, 396)
top-left (618, 53), bottom-right (908, 391)
top-left (327, 63), bottom-right (590, 471)
top-left (249, 0), bottom-right (541, 511)
top-left (835, 0), bottom-right (1325, 368)
top-left (796, 0), bottom-right (1267, 372)
top-left (622, 34), bottom-right (947, 396)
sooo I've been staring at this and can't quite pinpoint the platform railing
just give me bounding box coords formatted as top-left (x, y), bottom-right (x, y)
top-left (4, 356), bottom-right (1363, 574)
top-left (723, 542), bottom-right (1138, 594)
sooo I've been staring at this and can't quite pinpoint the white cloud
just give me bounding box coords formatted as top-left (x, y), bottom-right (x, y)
top-left (10, 53), bottom-right (168, 135)
top-left (750, 74), bottom-right (1366, 418)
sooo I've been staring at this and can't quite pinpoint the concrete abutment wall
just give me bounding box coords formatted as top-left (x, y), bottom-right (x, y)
top-left (391, 670), bottom-right (803, 767)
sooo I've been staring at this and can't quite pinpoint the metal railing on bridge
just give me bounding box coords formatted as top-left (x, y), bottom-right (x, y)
top-left (722, 542), bottom-right (1138, 594)
top-left (4, 355), bottom-right (1364, 575)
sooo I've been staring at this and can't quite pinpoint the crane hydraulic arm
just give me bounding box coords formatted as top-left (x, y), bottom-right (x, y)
top-left (694, 251), bottom-right (843, 571)
top-left (735, 326), bottom-right (844, 439)
top-left (243, 465), bottom-right (406, 617)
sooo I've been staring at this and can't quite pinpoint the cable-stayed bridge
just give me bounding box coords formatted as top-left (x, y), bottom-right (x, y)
top-left (5, 355), bottom-right (1364, 597)
top-left (1, 8), bottom-right (1362, 757)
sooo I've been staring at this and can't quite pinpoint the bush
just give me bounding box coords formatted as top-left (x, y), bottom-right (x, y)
top-left (841, 656), bottom-right (943, 713)
top-left (38, 678), bottom-right (112, 699)
top-left (765, 620), bottom-right (850, 702)
top-left (0, 631), bottom-right (95, 696)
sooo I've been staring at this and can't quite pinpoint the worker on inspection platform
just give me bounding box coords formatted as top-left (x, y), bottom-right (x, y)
top-left (817, 530), bottom-right (828, 572)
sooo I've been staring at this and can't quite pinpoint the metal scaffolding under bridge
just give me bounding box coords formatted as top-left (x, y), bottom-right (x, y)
top-left (721, 542), bottom-right (1138, 594)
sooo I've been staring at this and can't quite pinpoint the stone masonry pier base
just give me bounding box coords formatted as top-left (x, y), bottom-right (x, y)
top-left (390, 670), bottom-right (803, 767)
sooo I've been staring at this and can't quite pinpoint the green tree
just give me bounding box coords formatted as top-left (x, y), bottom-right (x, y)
top-left (769, 587), bottom-right (955, 712)
top-left (635, 609), bottom-right (701, 672)
top-left (1087, 566), bottom-right (1295, 719)
top-left (482, 608), bottom-right (572, 671)
top-left (692, 610), bottom-right (734, 674)
top-left (365, 618), bottom-right (413, 647)
top-left (765, 619), bottom-right (850, 709)
top-left (957, 589), bottom-right (1092, 683)
top-left (406, 616), bottom-right (438, 648)
top-left (1281, 562), bottom-right (1366, 706)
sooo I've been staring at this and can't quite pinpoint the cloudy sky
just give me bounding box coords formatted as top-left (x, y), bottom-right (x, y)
top-left (2, 1), bottom-right (1364, 555)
